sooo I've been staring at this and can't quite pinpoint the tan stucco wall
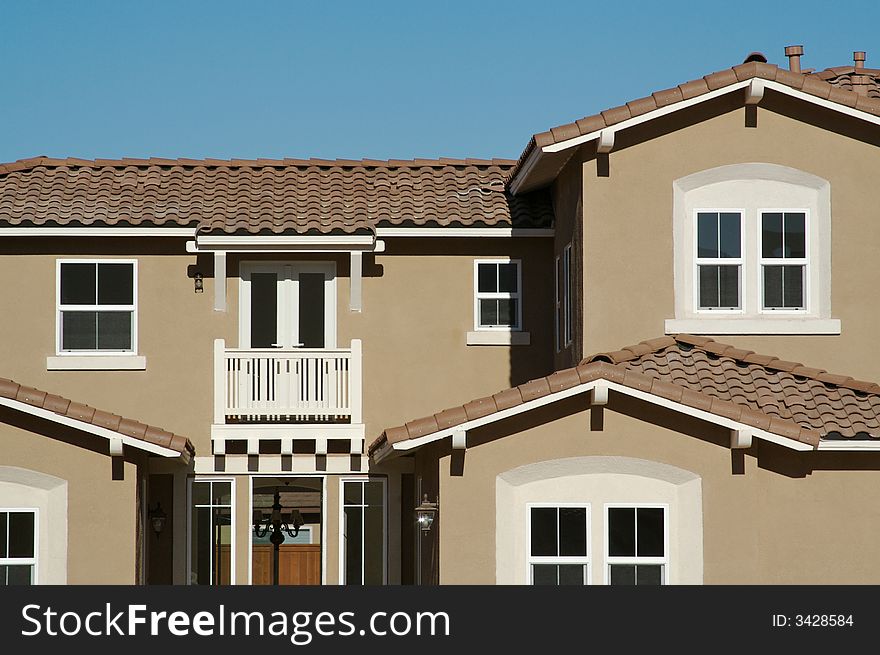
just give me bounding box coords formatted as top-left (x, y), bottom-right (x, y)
top-left (436, 396), bottom-right (880, 584)
top-left (578, 97), bottom-right (880, 379)
top-left (0, 419), bottom-right (138, 583)
top-left (0, 238), bottom-right (552, 457)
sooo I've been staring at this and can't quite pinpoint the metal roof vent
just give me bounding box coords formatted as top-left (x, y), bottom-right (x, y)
top-left (743, 52), bottom-right (768, 64)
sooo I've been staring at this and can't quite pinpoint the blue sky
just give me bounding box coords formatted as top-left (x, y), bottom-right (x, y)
top-left (1, 1), bottom-right (878, 162)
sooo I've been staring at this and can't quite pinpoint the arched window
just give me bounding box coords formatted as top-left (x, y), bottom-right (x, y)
top-left (0, 466), bottom-right (67, 585)
top-left (667, 163), bottom-right (839, 335)
top-left (496, 456), bottom-right (702, 585)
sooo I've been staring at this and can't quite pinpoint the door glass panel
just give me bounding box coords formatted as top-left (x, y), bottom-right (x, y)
top-left (250, 273), bottom-right (278, 348)
top-left (298, 273), bottom-right (325, 348)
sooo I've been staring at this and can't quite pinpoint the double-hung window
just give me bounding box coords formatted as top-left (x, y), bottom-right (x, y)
top-left (606, 505), bottom-right (666, 585)
top-left (528, 505), bottom-right (589, 585)
top-left (760, 211), bottom-right (807, 310)
top-left (696, 211), bottom-right (742, 311)
top-left (57, 260), bottom-right (137, 353)
top-left (0, 509), bottom-right (37, 586)
top-left (474, 260), bottom-right (521, 330)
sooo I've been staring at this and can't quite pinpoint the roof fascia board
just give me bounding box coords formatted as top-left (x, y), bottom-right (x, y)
top-left (762, 79), bottom-right (880, 126)
top-left (374, 227), bottom-right (554, 238)
top-left (542, 80), bottom-right (752, 155)
top-left (817, 440), bottom-right (880, 451)
top-left (0, 227), bottom-right (196, 237)
top-left (381, 378), bottom-right (813, 460)
top-left (0, 395), bottom-right (181, 458)
top-left (510, 78), bottom-right (880, 194)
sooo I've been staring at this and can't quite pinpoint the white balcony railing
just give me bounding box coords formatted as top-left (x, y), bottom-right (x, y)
top-left (213, 339), bottom-right (362, 425)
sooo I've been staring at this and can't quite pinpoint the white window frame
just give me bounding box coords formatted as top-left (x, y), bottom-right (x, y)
top-left (339, 476), bottom-right (387, 585)
top-left (187, 477), bottom-right (235, 586)
top-left (473, 259), bottom-right (522, 331)
top-left (758, 209), bottom-right (810, 314)
top-left (693, 209), bottom-right (745, 314)
top-left (0, 508), bottom-right (39, 585)
top-left (603, 503), bottom-right (668, 586)
top-left (554, 255), bottom-right (562, 352)
top-left (563, 244), bottom-right (573, 347)
top-left (525, 502), bottom-right (591, 585)
top-left (55, 259), bottom-right (138, 356)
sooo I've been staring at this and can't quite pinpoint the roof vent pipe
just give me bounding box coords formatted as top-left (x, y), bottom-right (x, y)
top-left (854, 51), bottom-right (866, 69)
top-left (785, 45), bottom-right (804, 73)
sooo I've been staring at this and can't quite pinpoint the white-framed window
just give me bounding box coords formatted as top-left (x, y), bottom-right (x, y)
top-left (669, 163), bottom-right (838, 335)
top-left (695, 211), bottom-right (743, 311)
top-left (188, 479), bottom-right (234, 585)
top-left (604, 504), bottom-right (667, 586)
top-left (56, 259), bottom-right (137, 354)
top-left (0, 509), bottom-right (38, 586)
top-left (760, 210), bottom-right (808, 311)
top-left (527, 504), bottom-right (590, 585)
top-left (474, 259), bottom-right (522, 331)
top-left (555, 245), bottom-right (573, 351)
top-left (341, 478), bottom-right (386, 585)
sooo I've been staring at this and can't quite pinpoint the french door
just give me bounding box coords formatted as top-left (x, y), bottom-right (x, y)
top-left (240, 262), bottom-right (336, 350)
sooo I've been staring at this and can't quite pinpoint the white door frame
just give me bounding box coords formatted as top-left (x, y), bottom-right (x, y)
top-left (248, 474), bottom-right (328, 586)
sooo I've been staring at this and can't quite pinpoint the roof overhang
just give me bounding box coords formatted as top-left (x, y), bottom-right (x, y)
top-left (0, 227), bottom-right (197, 237)
top-left (374, 227), bottom-right (554, 238)
top-left (0, 394), bottom-right (188, 461)
top-left (186, 233), bottom-right (385, 253)
top-left (509, 78), bottom-right (880, 194)
top-left (372, 376), bottom-right (820, 463)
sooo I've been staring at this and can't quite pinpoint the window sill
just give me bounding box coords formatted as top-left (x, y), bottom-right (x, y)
top-left (466, 331), bottom-right (531, 346)
top-left (46, 355), bottom-right (147, 371)
top-left (664, 318), bottom-right (841, 335)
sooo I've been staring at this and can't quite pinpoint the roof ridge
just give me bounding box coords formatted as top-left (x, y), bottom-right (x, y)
top-left (587, 333), bottom-right (880, 396)
top-left (0, 156), bottom-right (518, 176)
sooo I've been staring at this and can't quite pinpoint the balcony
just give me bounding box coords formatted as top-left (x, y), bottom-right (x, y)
top-left (211, 339), bottom-right (364, 462)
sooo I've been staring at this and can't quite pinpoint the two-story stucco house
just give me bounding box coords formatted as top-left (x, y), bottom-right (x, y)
top-left (3, 45), bottom-right (880, 586)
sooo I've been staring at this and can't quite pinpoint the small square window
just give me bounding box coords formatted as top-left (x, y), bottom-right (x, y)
top-left (474, 260), bottom-right (521, 330)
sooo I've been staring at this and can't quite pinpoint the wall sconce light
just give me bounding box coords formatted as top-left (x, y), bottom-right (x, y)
top-left (194, 272), bottom-right (204, 293)
top-left (415, 493), bottom-right (438, 533)
top-left (149, 503), bottom-right (167, 536)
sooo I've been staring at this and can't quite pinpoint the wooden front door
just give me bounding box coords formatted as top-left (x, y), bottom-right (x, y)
top-left (251, 544), bottom-right (321, 585)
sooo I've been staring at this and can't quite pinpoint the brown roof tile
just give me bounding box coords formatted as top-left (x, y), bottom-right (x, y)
top-left (0, 374), bottom-right (192, 457)
top-left (0, 157), bottom-right (554, 234)
top-left (371, 334), bottom-right (880, 455)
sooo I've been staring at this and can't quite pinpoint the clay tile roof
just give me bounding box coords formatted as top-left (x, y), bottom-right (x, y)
top-left (371, 334), bottom-right (880, 455)
top-left (0, 375), bottom-right (193, 458)
top-left (509, 55), bottom-right (880, 186)
top-left (0, 156), bottom-right (554, 234)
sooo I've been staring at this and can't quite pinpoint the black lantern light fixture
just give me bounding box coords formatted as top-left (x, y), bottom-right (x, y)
top-left (253, 489), bottom-right (304, 585)
top-left (148, 503), bottom-right (167, 536)
top-left (194, 272), bottom-right (204, 293)
top-left (415, 493), bottom-right (438, 533)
